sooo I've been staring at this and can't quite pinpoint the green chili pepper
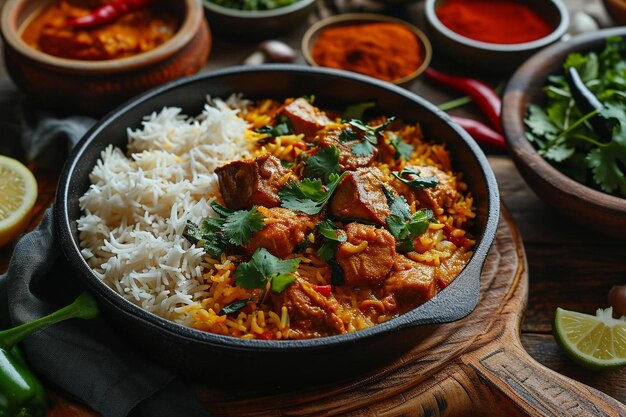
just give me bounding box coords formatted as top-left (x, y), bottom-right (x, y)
top-left (0, 292), bottom-right (99, 417)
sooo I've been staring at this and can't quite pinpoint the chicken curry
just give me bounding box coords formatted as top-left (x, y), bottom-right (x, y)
top-left (183, 97), bottom-right (476, 340)
top-left (21, 0), bottom-right (179, 61)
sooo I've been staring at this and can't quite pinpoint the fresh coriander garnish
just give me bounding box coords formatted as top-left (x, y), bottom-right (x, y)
top-left (235, 248), bottom-right (301, 293)
top-left (392, 167), bottom-right (439, 189)
top-left (256, 115), bottom-right (293, 138)
top-left (316, 220), bottom-right (347, 262)
top-left (182, 202), bottom-right (265, 256)
top-left (388, 134), bottom-right (414, 160)
top-left (279, 172), bottom-right (346, 215)
top-left (304, 146), bottom-right (341, 182)
top-left (221, 298), bottom-right (253, 315)
top-left (383, 187), bottom-right (436, 253)
top-left (524, 37), bottom-right (626, 197)
top-left (339, 117), bottom-right (396, 156)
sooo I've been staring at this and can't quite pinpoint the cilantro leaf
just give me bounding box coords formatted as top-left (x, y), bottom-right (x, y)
top-left (316, 220), bottom-right (347, 262)
top-left (279, 172), bottom-right (346, 215)
top-left (385, 210), bottom-right (436, 253)
top-left (234, 248), bottom-right (301, 293)
top-left (221, 298), bottom-right (253, 315)
top-left (382, 186), bottom-right (411, 220)
top-left (318, 220), bottom-right (347, 242)
top-left (342, 117), bottom-right (396, 157)
top-left (392, 167), bottom-right (439, 189)
top-left (526, 104), bottom-right (559, 137)
top-left (388, 134), bottom-right (414, 160)
top-left (183, 202), bottom-right (265, 256)
top-left (304, 146), bottom-right (341, 182)
top-left (222, 207), bottom-right (265, 246)
top-left (256, 115), bottom-right (293, 137)
top-left (339, 127), bottom-right (359, 142)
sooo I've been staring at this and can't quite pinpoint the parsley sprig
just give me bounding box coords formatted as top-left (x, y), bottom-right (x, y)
top-left (183, 202), bottom-right (265, 257)
top-left (235, 248), bottom-right (301, 293)
top-left (383, 187), bottom-right (436, 253)
top-left (524, 37), bottom-right (626, 197)
top-left (279, 172), bottom-right (346, 215)
top-left (339, 117), bottom-right (396, 156)
top-left (392, 167), bottom-right (439, 189)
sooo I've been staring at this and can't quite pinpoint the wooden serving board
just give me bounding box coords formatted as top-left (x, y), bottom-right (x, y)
top-left (48, 205), bottom-right (626, 416)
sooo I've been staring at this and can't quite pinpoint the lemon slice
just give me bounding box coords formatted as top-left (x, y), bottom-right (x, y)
top-left (554, 307), bottom-right (626, 370)
top-left (0, 155), bottom-right (38, 247)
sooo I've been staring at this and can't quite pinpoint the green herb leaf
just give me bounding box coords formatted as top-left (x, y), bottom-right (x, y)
top-left (234, 248), bottom-right (301, 293)
top-left (279, 172), bottom-right (346, 215)
top-left (304, 146), bottom-right (341, 182)
top-left (315, 220), bottom-right (347, 262)
top-left (342, 117), bottom-right (396, 156)
top-left (183, 202), bottom-right (265, 256)
top-left (256, 115), bottom-right (293, 137)
top-left (382, 186), bottom-right (411, 220)
top-left (392, 167), bottom-right (439, 189)
top-left (388, 134), bottom-right (414, 160)
top-left (221, 298), bottom-right (253, 315)
top-left (339, 127), bottom-right (359, 143)
top-left (222, 207), bottom-right (265, 246)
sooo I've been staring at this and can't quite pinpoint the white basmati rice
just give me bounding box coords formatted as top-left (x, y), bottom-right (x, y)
top-left (77, 96), bottom-right (251, 324)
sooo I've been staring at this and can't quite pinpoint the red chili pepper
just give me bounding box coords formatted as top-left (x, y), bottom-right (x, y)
top-left (66, 0), bottom-right (158, 29)
top-left (425, 68), bottom-right (502, 133)
top-left (443, 225), bottom-right (469, 248)
top-left (451, 116), bottom-right (507, 151)
top-left (258, 332), bottom-right (276, 340)
top-left (312, 285), bottom-right (332, 297)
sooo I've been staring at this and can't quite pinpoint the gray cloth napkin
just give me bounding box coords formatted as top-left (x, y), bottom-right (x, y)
top-left (0, 84), bottom-right (212, 417)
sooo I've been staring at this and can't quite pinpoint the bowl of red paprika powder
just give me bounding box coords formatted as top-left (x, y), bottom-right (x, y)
top-left (301, 13), bottom-right (433, 86)
top-left (424, 0), bottom-right (569, 72)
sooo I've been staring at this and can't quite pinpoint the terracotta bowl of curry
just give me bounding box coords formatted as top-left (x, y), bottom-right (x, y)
top-left (55, 65), bottom-right (499, 382)
top-left (424, 0), bottom-right (569, 72)
top-left (1, 0), bottom-right (211, 116)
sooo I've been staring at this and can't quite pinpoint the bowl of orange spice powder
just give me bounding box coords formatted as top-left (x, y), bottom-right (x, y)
top-left (301, 14), bottom-right (432, 86)
top-left (1, 0), bottom-right (210, 115)
top-left (424, 0), bottom-right (569, 71)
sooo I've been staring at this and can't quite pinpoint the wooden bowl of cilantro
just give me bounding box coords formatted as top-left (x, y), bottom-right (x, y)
top-left (502, 27), bottom-right (626, 239)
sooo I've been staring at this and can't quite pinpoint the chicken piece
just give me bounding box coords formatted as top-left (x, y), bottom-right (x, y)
top-left (317, 127), bottom-right (377, 170)
top-left (281, 98), bottom-right (333, 138)
top-left (215, 154), bottom-right (290, 210)
top-left (336, 223), bottom-right (396, 287)
top-left (329, 168), bottom-right (391, 226)
top-left (243, 207), bottom-right (316, 258)
top-left (382, 255), bottom-right (437, 305)
top-left (434, 250), bottom-right (472, 289)
top-left (272, 277), bottom-right (346, 338)
top-left (409, 166), bottom-right (457, 213)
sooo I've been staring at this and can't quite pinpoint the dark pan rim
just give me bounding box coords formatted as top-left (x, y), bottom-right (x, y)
top-left (55, 64), bottom-right (499, 352)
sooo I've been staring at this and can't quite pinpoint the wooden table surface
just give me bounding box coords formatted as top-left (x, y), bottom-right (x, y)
top-left (1, 0), bottom-right (625, 413)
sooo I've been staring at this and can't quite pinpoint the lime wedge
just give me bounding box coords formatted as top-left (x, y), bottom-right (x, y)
top-left (554, 307), bottom-right (626, 370)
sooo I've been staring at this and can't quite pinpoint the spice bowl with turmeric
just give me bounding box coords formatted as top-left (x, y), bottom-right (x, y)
top-left (424, 0), bottom-right (569, 72)
top-left (301, 14), bottom-right (432, 86)
top-left (1, 0), bottom-right (211, 115)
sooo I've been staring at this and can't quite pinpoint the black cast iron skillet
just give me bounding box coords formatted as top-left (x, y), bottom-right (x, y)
top-left (55, 65), bottom-right (499, 384)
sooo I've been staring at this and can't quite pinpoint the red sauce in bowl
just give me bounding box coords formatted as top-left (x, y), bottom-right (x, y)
top-left (436, 0), bottom-right (554, 44)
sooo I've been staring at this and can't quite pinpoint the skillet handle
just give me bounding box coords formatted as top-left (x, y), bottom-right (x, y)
top-left (454, 342), bottom-right (626, 417)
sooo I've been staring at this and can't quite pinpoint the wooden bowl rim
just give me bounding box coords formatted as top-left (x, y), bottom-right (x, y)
top-left (424, 0), bottom-right (570, 52)
top-left (0, 0), bottom-right (204, 73)
top-left (300, 13), bottom-right (433, 86)
top-left (503, 27), bottom-right (626, 212)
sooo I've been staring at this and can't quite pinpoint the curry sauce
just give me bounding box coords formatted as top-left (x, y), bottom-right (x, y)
top-left (21, 0), bottom-right (179, 61)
